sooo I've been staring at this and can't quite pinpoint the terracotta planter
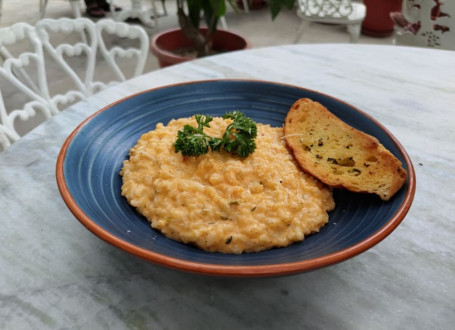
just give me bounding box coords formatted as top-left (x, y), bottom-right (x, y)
top-left (150, 28), bottom-right (251, 68)
top-left (362, 0), bottom-right (402, 37)
top-left (236, 0), bottom-right (267, 10)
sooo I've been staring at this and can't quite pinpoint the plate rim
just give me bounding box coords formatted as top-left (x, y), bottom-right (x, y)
top-left (56, 79), bottom-right (416, 277)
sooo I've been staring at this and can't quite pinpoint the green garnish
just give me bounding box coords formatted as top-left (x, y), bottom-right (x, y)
top-left (174, 111), bottom-right (257, 157)
top-left (173, 114), bottom-right (214, 156)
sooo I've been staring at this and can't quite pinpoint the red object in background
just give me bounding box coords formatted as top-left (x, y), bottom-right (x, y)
top-left (236, 0), bottom-right (267, 10)
top-left (150, 28), bottom-right (250, 68)
top-left (362, 0), bottom-right (403, 37)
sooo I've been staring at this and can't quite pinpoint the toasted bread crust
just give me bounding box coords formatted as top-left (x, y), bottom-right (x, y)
top-left (284, 98), bottom-right (407, 201)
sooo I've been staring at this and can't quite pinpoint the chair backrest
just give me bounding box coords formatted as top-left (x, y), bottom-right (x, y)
top-left (0, 17), bottom-right (150, 151)
top-left (36, 18), bottom-right (150, 99)
top-left (0, 90), bottom-right (16, 150)
top-left (0, 21), bottom-right (58, 151)
top-left (396, 0), bottom-right (455, 50)
top-left (96, 19), bottom-right (149, 85)
top-left (36, 18), bottom-right (99, 105)
top-left (0, 89), bottom-right (44, 150)
top-left (297, 0), bottom-right (354, 19)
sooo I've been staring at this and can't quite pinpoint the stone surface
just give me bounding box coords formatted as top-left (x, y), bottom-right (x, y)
top-left (1, 44), bottom-right (454, 329)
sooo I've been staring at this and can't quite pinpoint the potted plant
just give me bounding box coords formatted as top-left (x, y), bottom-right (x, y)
top-left (151, 0), bottom-right (295, 67)
top-left (362, 0), bottom-right (403, 37)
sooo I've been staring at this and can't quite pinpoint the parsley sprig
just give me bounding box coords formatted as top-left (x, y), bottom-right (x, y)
top-left (174, 112), bottom-right (257, 158)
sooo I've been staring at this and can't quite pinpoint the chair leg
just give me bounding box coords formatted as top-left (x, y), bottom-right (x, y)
top-left (242, 0), bottom-right (249, 13)
top-left (39, 0), bottom-right (49, 18)
top-left (294, 20), bottom-right (311, 43)
top-left (347, 23), bottom-right (361, 43)
top-left (69, 0), bottom-right (82, 18)
top-left (150, 0), bottom-right (158, 28)
top-left (220, 16), bottom-right (228, 29)
top-left (161, 0), bottom-right (167, 16)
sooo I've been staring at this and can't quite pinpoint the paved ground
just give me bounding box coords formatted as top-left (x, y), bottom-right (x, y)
top-left (0, 0), bottom-right (394, 138)
top-left (1, 0), bottom-right (394, 70)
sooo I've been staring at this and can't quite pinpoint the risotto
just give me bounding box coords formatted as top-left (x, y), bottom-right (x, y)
top-left (120, 116), bottom-right (335, 254)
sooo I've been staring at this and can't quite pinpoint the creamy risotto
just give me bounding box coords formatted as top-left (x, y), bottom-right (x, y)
top-left (120, 116), bottom-right (335, 254)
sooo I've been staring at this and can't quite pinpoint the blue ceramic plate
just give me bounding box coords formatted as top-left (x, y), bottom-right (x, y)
top-left (56, 80), bottom-right (415, 277)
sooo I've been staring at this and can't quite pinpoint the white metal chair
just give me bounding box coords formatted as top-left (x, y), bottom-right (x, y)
top-left (36, 18), bottom-right (100, 104)
top-left (95, 18), bottom-right (149, 83)
top-left (0, 17), bottom-right (149, 151)
top-left (0, 22), bottom-right (55, 151)
top-left (294, 0), bottom-right (366, 43)
top-left (394, 0), bottom-right (454, 50)
top-left (39, 0), bottom-right (83, 19)
top-left (0, 90), bottom-right (22, 150)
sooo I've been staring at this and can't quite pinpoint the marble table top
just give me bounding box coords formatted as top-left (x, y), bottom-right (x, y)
top-left (1, 44), bottom-right (454, 329)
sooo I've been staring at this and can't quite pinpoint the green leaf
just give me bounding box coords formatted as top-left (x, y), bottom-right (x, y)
top-left (268, 0), bottom-right (295, 20)
top-left (210, 0), bottom-right (227, 17)
top-left (187, 0), bottom-right (202, 28)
